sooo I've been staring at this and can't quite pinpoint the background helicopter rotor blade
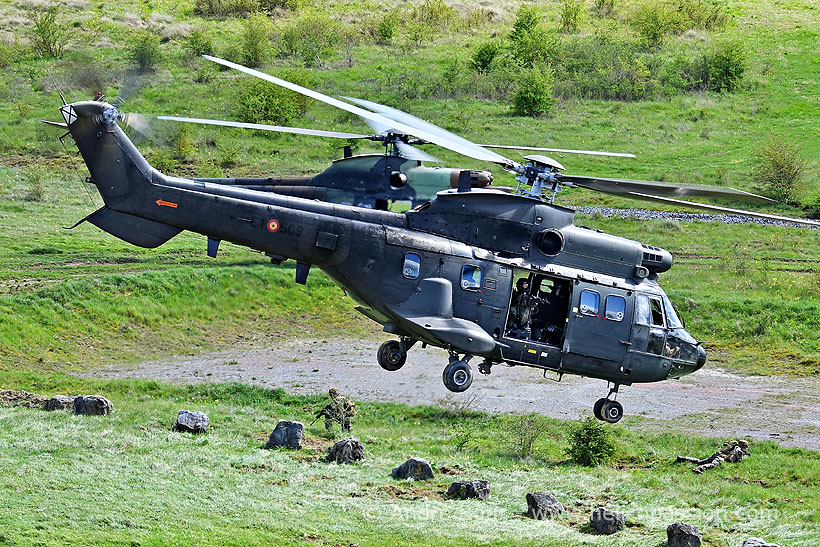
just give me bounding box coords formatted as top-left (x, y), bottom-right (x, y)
top-left (479, 143), bottom-right (636, 158)
top-left (620, 192), bottom-right (820, 227)
top-left (342, 96), bottom-right (513, 165)
top-left (157, 116), bottom-right (372, 139)
top-left (395, 142), bottom-right (441, 163)
top-left (557, 174), bottom-right (777, 204)
top-left (203, 55), bottom-right (516, 168)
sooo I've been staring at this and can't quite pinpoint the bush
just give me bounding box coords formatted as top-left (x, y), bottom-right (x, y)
top-left (278, 11), bottom-right (340, 66)
top-left (412, 0), bottom-right (457, 29)
top-left (128, 31), bottom-right (162, 72)
top-left (185, 30), bottom-right (213, 57)
top-left (631, 2), bottom-right (678, 47)
top-left (30, 6), bottom-right (70, 58)
top-left (511, 25), bottom-right (556, 68)
top-left (566, 417), bottom-right (617, 466)
top-left (752, 136), bottom-right (806, 203)
top-left (235, 70), bottom-right (314, 124)
top-left (676, 0), bottom-right (728, 31)
top-left (512, 65), bottom-right (555, 116)
top-left (195, 0), bottom-right (259, 18)
top-left (259, 0), bottom-right (299, 9)
top-left (24, 168), bottom-right (46, 202)
top-left (505, 413), bottom-right (550, 458)
top-left (560, 0), bottom-right (585, 33)
top-left (593, 0), bottom-right (617, 18)
top-left (705, 39), bottom-right (745, 92)
top-left (168, 124), bottom-right (193, 160)
top-left (375, 16), bottom-right (396, 44)
top-left (470, 40), bottom-right (500, 72)
top-left (241, 13), bottom-right (271, 68)
top-left (510, 5), bottom-right (541, 44)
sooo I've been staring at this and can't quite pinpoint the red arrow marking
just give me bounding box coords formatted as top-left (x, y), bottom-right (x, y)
top-left (155, 199), bottom-right (178, 208)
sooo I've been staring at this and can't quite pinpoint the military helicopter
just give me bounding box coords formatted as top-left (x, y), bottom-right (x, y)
top-left (156, 57), bottom-right (636, 210)
top-left (46, 56), bottom-right (819, 423)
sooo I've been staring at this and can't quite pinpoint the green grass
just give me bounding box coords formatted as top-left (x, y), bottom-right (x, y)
top-left (0, 373), bottom-right (817, 546)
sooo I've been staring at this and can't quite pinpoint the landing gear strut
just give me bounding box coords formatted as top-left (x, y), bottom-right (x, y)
top-left (442, 352), bottom-right (473, 392)
top-left (593, 384), bottom-right (624, 424)
top-left (377, 337), bottom-right (415, 371)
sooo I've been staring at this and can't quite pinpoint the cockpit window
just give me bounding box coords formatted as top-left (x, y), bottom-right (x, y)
top-left (636, 294), bottom-right (665, 327)
top-left (460, 265), bottom-right (481, 290)
top-left (579, 290), bottom-right (600, 316)
top-left (403, 253), bottom-right (420, 279)
top-left (663, 296), bottom-right (683, 329)
top-left (605, 295), bottom-right (626, 321)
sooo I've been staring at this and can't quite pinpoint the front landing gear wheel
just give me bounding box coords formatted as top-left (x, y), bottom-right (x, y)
top-left (377, 340), bottom-right (406, 371)
top-left (442, 361), bottom-right (473, 392)
top-left (593, 398), bottom-right (607, 421)
top-left (601, 400), bottom-right (623, 423)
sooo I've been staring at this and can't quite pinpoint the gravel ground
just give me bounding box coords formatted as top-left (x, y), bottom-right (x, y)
top-left (576, 206), bottom-right (820, 229)
top-left (87, 338), bottom-right (820, 451)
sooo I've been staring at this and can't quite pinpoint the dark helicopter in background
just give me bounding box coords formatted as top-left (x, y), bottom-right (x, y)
top-left (46, 56), bottom-right (819, 423)
top-left (158, 56), bottom-right (637, 210)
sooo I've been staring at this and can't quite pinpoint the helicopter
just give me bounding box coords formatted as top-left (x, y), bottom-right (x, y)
top-left (46, 56), bottom-right (819, 423)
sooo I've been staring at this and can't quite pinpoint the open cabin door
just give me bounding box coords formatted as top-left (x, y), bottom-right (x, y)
top-left (564, 282), bottom-right (632, 365)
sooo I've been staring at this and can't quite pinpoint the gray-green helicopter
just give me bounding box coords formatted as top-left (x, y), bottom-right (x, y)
top-left (47, 56), bottom-right (818, 423)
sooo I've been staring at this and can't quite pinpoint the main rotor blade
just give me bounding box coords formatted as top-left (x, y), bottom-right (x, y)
top-left (559, 174), bottom-right (776, 204)
top-left (395, 142), bottom-right (441, 163)
top-left (480, 143), bottom-right (636, 158)
top-left (157, 116), bottom-right (372, 139)
top-left (342, 96), bottom-right (515, 166)
top-left (204, 55), bottom-right (517, 167)
top-left (624, 192), bottom-right (820, 227)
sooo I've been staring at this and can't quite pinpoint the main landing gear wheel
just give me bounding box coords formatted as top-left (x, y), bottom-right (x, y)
top-left (601, 400), bottom-right (623, 423)
top-left (442, 360), bottom-right (473, 392)
top-left (593, 398), bottom-right (607, 421)
top-left (377, 340), bottom-right (406, 371)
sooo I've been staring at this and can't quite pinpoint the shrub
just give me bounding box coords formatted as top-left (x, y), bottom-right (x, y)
top-left (195, 0), bottom-right (259, 18)
top-left (631, 2), bottom-right (678, 47)
top-left (30, 6), bottom-right (70, 58)
top-left (512, 65), bottom-right (555, 116)
top-left (566, 417), bottom-right (617, 466)
top-left (128, 31), bottom-right (162, 72)
top-left (169, 124), bottom-right (193, 160)
top-left (259, 0), bottom-right (299, 9)
top-left (241, 13), bottom-right (271, 68)
top-left (505, 413), bottom-right (550, 458)
top-left (510, 5), bottom-right (541, 44)
top-left (676, 0), bottom-right (728, 31)
top-left (235, 70), bottom-right (313, 124)
top-left (24, 168), bottom-right (46, 202)
top-left (752, 136), bottom-right (806, 203)
top-left (593, 0), bottom-right (617, 18)
top-left (705, 39), bottom-right (745, 92)
top-left (278, 11), bottom-right (340, 66)
top-left (470, 40), bottom-right (500, 72)
top-left (412, 0), bottom-right (457, 29)
top-left (193, 65), bottom-right (216, 83)
top-left (511, 25), bottom-right (556, 68)
top-left (185, 30), bottom-right (213, 56)
top-left (375, 16), bottom-right (396, 44)
top-left (560, 0), bottom-right (585, 33)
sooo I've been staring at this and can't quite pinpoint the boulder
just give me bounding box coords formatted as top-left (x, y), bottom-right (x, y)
top-left (326, 438), bottom-right (365, 464)
top-left (526, 492), bottom-right (564, 519)
top-left (265, 420), bottom-right (304, 449)
top-left (0, 389), bottom-right (48, 409)
top-left (45, 395), bottom-right (77, 412)
top-left (667, 522), bottom-right (702, 547)
top-left (589, 507), bottom-right (625, 535)
top-left (72, 395), bottom-right (113, 416)
top-left (175, 410), bottom-right (209, 434)
top-left (392, 457), bottom-right (434, 480)
top-left (446, 480), bottom-right (490, 500)
top-left (740, 539), bottom-right (781, 547)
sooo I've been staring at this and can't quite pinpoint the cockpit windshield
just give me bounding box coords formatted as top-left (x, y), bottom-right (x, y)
top-left (663, 296), bottom-right (684, 329)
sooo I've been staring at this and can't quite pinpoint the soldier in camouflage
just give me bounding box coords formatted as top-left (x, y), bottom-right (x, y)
top-left (318, 387), bottom-right (356, 433)
top-left (677, 439), bottom-right (749, 474)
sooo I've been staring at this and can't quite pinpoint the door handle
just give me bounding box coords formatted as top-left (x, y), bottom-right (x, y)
top-left (619, 340), bottom-right (632, 346)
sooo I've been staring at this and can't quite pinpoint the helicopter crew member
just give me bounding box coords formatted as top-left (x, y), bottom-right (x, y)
top-left (315, 388), bottom-right (357, 433)
top-left (510, 278), bottom-right (541, 338)
top-left (677, 439), bottom-right (749, 474)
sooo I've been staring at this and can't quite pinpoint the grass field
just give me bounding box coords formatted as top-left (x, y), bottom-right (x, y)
top-left (1, 374), bottom-right (818, 546)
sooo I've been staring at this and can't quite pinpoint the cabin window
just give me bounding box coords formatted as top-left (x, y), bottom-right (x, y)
top-left (579, 290), bottom-right (600, 316)
top-left (663, 296), bottom-right (683, 329)
top-left (636, 294), bottom-right (665, 327)
top-left (460, 265), bottom-right (482, 290)
top-left (403, 253), bottom-right (420, 279)
top-left (605, 295), bottom-right (626, 321)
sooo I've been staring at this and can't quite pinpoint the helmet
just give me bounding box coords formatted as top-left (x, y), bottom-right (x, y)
top-left (738, 439), bottom-right (749, 448)
top-left (328, 388), bottom-right (339, 397)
